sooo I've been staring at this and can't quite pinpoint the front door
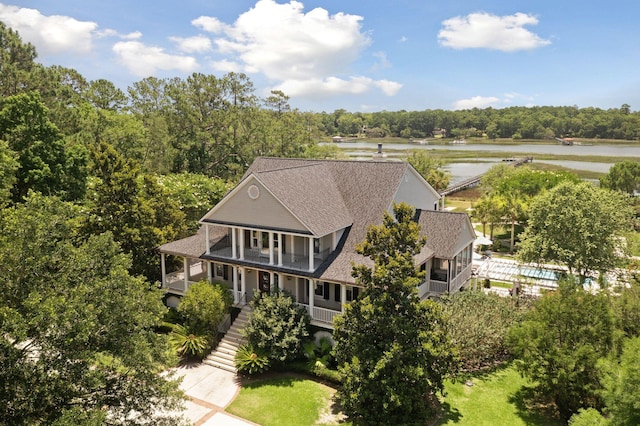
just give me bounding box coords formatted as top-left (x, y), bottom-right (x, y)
top-left (260, 271), bottom-right (270, 293)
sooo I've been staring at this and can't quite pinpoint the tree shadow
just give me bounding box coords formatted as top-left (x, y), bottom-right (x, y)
top-left (508, 385), bottom-right (562, 425)
top-left (434, 401), bottom-right (462, 425)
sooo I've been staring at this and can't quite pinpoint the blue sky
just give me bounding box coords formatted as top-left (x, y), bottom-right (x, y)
top-left (2, 0), bottom-right (639, 112)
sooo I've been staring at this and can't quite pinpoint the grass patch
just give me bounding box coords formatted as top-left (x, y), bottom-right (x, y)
top-left (437, 364), bottom-right (562, 426)
top-left (226, 375), bottom-right (347, 426)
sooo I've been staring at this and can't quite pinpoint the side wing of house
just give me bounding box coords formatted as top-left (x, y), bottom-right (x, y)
top-left (392, 166), bottom-right (442, 211)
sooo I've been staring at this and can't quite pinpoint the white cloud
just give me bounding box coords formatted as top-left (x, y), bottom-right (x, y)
top-left (375, 80), bottom-right (402, 96)
top-left (438, 12), bottom-right (551, 52)
top-left (96, 29), bottom-right (142, 40)
top-left (170, 35), bottom-right (212, 53)
top-left (210, 59), bottom-right (244, 73)
top-left (453, 96), bottom-right (501, 110)
top-left (399, 36), bottom-right (408, 43)
top-left (0, 4), bottom-right (97, 54)
top-left (274, 76), bottom-right (401, 98)
top-left (195, 0), bottom-right (400, 98)
top-left (192, 16), bottom-right (228, 34)
top-left (112, 41), bottom-right (198, 76)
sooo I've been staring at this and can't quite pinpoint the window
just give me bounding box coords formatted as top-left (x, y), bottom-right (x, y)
top-left (314, 238), bottom-right (320, 254)
top-left (215, 263), bottom-right (224, 278)
top-left (346, 286), bottom-right (360, 302)
top-left (315, 283), bottom-right (324, 296)
top-left (334, 284), bottom-right (341, 302)
top-left (252, 230), bottom-right (259, 248)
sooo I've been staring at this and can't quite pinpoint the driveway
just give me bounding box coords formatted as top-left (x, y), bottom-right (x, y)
top-left (172, 363), bottom-right (257, 426)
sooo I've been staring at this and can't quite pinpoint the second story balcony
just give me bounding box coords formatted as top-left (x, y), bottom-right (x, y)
top-left (206, 231), bottom-right (332, 272)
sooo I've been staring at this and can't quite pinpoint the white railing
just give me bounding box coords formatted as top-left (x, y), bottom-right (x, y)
top-left (417, 281), bottom-right (429, 298)
top-left (428, 280), bottom-right (448, 294)
top-left (312, 306), bottom-right (340, 324)
top-left (450, 264), bottom-right (472, 293)
top-left (296, 303), bottom-right (340, 325)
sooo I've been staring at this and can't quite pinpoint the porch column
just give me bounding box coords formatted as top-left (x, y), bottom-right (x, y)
top-left (183, 258), bottom-right (189, 291)
top-left (295, 277), bottom-right (300, 301)
top-left (341, 284), bottom-right (347, 312)
top-left (290, 235), bottom-right (295, 262)
top-left (161, 253), bottom-right (166, 288)
top-left (232, 266), bottom-right (239, 304)
top-left (269, 271), bottom-right (275, 293)
top-left (332, 232), bottom-right (337, 250)
top-left (240, 267), bottom-right (246, 304)
top-left (239, 228), bottom-right (245, 260)
top-left (205, 224), bottom-right (210, 254)
top-left (231, 228), bottom-right (237, 259)
top-left (277, 233), bottom-right (283, 266)
top-left (308, 237), bottom-right (314, 271)
top-left (278, 273), bottom-right (284, 291)
top-left (269, 232), bottom-right (274, 265)
top-left (308, 279), bottom-right (315, 316)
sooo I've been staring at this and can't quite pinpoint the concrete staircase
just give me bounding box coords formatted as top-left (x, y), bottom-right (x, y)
top-left (204, 306), bottom-right (251, 373)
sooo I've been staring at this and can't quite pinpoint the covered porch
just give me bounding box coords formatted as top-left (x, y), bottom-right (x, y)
top-left (160, 255), bottom-right (352, 329)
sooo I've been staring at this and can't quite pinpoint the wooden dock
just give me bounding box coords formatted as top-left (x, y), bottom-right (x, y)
top-left (440, 157), bottom-right (532, 196)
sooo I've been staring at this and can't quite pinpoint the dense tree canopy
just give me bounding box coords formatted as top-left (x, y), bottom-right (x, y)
top-left (333, 203), bottom-right (457, 425)
top-left (507, 279), bottom-right (614, 421)
top-left (517, 181), bottom-right (634, 281)
top-left (0, 193), bottom-right (184, 425)
top-left (600, 160), bottom-right (640, 195)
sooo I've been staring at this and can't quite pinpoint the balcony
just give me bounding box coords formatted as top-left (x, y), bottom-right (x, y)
top-left (208, 237), bottom-right (331, 272)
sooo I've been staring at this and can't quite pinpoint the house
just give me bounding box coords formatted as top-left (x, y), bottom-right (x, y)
top-left (159, 157), bottom-right (476, 329)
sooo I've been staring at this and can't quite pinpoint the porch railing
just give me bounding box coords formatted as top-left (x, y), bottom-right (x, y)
top-left (296, 303), bottom-right (341, 326)
top-left (208, 244), bottom-right (331, 272)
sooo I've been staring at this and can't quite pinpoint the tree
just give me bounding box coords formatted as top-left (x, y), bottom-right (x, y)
top-left (507, 279), bottom-right (614, 421)
top-left (600, 160), bottom-right (640, 195)
top-left (242, 291), bottom-right (311, 364)
top-left (156, 173), bottom-right (232, 232)
top-left (0, 193), bottom-right (185, 425)
top-left (84, 142), bottom-right (186, 280)
top-left (332, 203), bottom-right (458, 425)
top-left (0, 140), bottom-right (18, 206)
top-left (407, 150), bottom-right (451, 191)
top-left (517, 182), bottom-right (634, 282)
top-left (0, 91), bottom-right (86, 201)
top-left (600, 336), bottom-right (640, 425)
top-left (0, 21), bottom-right (37, 97)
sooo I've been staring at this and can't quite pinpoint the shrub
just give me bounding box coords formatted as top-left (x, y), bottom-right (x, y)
top-left (235, 344), bottom-right (270, 375)
top-left (177, 280), bottom-right (232, 335)
top-left (303, 336), bottom-right (334, 369)
top-left (168, 324), bottom-right (211, 359)
top-left (243, 291), bottom-right (311, 363)
top-left (440, 290), bottom-right (532, 372)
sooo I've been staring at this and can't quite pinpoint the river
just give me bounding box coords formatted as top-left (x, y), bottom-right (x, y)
top-left (328, 141), bottom-right (640, 185)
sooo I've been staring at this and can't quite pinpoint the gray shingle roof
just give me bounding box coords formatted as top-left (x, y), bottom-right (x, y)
top-left (416, 209), bottom-right (473, 259)
top-left (253, 162), bottom-right (353, 236)
top-left (160, 157), bottom-right (473, 285)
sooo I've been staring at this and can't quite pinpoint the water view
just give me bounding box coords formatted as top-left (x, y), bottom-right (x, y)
top-left (328, 141), bottom-right (640, 184)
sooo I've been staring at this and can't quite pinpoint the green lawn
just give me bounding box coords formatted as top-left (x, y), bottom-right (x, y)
top-left (437, 365), bottom-right (563, 426)
top-left (225, 375), bottom-right (347, 426)
top-left (226, 366), bottom-right (562, 426)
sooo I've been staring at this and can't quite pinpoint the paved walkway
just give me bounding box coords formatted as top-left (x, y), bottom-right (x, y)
top-left (171, 363), bottom-right (257, 426)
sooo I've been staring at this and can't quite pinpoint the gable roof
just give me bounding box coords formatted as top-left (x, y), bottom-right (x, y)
top-left (161, 157), bottom-right (474, 285)
top-left (416, 209), bottom-right (475, 259)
